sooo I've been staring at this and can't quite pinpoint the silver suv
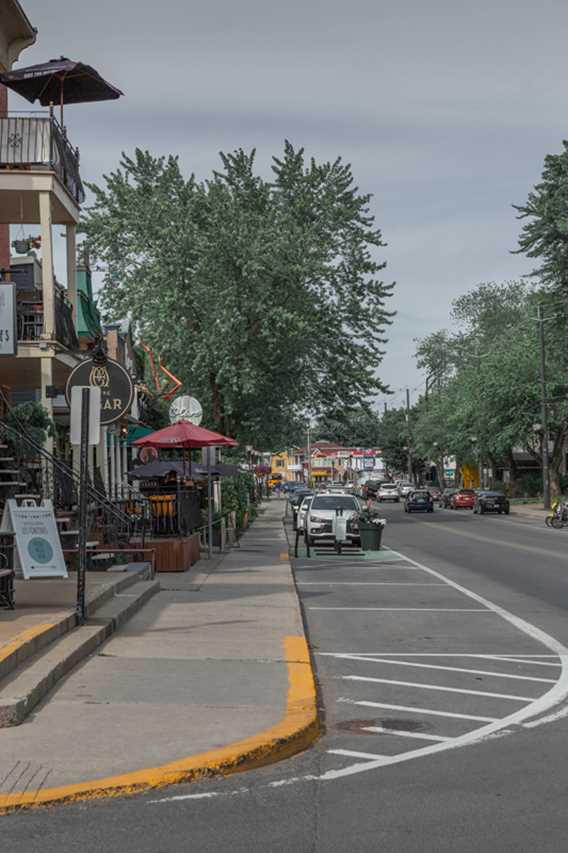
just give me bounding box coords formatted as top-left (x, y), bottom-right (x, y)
top-left (377, 483), bottom-right (400, 502)
top-left (306, 494), bottom-right (362, 545)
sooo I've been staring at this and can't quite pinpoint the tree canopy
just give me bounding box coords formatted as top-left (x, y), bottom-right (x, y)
top-left (82, 143), bottom-right (394, 448)
top-left (412, 281), bottom-right (568, 494)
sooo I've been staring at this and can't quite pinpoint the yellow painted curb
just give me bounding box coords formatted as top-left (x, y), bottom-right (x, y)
top-left (0, 635), bottom-right (319, 814)
top-left (0, 623), bottom-right (56, 665)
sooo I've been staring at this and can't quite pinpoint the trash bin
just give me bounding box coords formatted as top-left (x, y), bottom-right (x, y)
top-left (359, 522), bottom-right (384, 551)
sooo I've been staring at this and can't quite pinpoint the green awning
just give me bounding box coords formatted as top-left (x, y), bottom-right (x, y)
top-left (127, 424), bottom-right (154, 446)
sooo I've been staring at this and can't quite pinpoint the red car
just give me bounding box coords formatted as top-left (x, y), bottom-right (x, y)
top-left (450, 489), bottom-right (476, 509)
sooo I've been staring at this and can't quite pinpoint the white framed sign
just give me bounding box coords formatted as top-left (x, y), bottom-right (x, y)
top-left (0, 500), bottom-right (67, 579)
top-left (0, 283), bottom-right (17, 356)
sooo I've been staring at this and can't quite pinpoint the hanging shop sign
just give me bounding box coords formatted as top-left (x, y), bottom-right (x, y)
top-left (65, 356), bottom-right (134, 425)
top-left (0, 283), bottom-right (17, 356)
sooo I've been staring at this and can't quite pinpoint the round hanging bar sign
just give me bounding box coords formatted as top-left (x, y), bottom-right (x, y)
top-left (65, 357), bottom-right (134, 425)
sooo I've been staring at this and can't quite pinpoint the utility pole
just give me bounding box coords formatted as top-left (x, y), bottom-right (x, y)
top-left (537, 304), bottom-right (551, 509)
top-left (406, 388), bottom-right (413, 483)
top-left (383, 402), bottom-right (387, 415)
top-left (307, 422), bottom-right (312, 488)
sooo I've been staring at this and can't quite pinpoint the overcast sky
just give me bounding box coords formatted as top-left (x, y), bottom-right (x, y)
top-left (12, 0), bottom-right (568, 408)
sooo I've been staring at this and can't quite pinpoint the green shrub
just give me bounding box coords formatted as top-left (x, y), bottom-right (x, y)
top-left (4, 402), bottom-right (55, 459)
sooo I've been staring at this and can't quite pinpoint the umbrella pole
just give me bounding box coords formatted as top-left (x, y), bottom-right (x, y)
top-left (207, 449), bottom-right (213, 560)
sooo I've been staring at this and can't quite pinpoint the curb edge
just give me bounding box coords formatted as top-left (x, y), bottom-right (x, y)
top-left (0, 633), bottom-right (319, 814)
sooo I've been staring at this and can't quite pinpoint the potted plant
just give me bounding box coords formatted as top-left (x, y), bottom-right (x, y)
top-left (356, 506), bottom-right (386, 551)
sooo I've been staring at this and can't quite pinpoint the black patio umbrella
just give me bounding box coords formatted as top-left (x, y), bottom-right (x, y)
top-left (0, 57), bottom-right (123, 125)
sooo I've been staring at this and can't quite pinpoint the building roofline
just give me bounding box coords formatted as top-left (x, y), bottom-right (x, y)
top-left (8, 0), bottom-right (36, 38)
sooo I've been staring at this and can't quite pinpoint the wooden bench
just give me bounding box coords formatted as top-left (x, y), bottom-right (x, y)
top-left (0, 568), bottom-right (15, 609)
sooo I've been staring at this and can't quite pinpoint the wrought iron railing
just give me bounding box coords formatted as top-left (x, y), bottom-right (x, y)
top-left (17, 292), bottom-right (78, 349)
top-left (0, 112), bottom-right (85, 205)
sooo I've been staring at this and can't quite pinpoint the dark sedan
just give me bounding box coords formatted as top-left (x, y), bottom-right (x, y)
top-left (440, 488), bottom-right (459, 508)
top-left (473, 491), bottom-right (510, 515)
top-left (405, 490), bottom-right (434, 513)
top-left (290, 491), bottom-right (313, 530)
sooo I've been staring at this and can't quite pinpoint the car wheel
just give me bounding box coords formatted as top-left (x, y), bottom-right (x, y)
top-left (479, 506), bottom-right (484, 514)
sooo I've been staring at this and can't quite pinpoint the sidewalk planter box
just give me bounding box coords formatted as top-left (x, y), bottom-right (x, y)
top-left (359, 522), bottom-right (384, 551)
top-left (145, 534), bottom-right (200, 572)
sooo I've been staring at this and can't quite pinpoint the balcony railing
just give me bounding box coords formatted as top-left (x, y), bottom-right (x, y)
top-left (17, 292), bottom-right (78, 350)
top-left (0, 112), bottom-right (85, 205)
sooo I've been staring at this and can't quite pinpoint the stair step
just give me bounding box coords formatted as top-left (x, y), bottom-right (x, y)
top-left (0, 579), bottom-right (159, 727)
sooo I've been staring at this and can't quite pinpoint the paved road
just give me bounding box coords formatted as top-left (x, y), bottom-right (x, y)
top-left (6, 504), bottom-right (568, 852)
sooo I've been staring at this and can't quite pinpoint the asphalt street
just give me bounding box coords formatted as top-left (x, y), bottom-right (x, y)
top-left (5, 503), bottom-right (568, 852)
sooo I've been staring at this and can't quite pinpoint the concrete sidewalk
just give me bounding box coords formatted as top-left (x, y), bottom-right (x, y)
top-left (510, 502), bottom-right (548, 519)
top-left (0, 500), bottom-right (318, 811)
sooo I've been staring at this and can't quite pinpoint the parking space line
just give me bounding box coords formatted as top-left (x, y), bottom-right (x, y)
top-left (341, 675), bottom-right (534, 702)
top-left (338, 698), bottom-right (498, 722)
top-left (361, 726), bottom-right (453, 743)
top-left (309, 607), bottom-right (491, 612)
top-left (297, 582), bottom-right (447, 586)
top-left (326, 654), bottom-right (555, 683)
top-left (328, 749), bottom-right (387, 761)
top-left (485, 655), bottom-right (561, 668)
top-left (322, 653), bottom-right (561, 658)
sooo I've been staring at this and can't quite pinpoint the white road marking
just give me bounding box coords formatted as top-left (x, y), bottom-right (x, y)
top-left (297, 582), bottom-right (446, 586)
top-left (319, 547), bottom-right (568, 781)
top-left (321, 653), bottom-right (564, 657)
top-left (328, 749), bottom-right (386, 761)
top-left (361, 726), bottom-right (453, 743)
top-left (341, 675), bottom-right (534, 702)
top-left (149, 792), bottom-right (224, 803)
top-left (323, 653), bottom-right (555, 683)
top-left (484, 655), bottom-right (561, 668)
top-left (523, 704), bottom-right (568, 729)
top-left (309, 607), bottom-right (490, 612)
top-left (337, 697), bottom-right (498, 722)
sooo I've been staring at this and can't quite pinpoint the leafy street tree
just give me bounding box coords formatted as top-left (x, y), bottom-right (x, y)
top-left (515, 140), bottom-right (568, 296)
top-left (81, 144), bottom-right (394, 448)
top-left (413, 281), bottom-right (568, 496)
top-left (376, 408), bottom-right (417, 477)
top-left (314, 405), bottom-right (382, 447)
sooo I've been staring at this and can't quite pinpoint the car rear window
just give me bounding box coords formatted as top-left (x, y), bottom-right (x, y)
top-left (459, 490), bottom-right (475, 495)
top-left (311, 496), bottom-right (359, 510)
top-left (381, 484), bottom-right (397, 490)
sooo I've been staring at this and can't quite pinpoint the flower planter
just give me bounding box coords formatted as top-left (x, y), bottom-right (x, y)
top-left (359, 522), bottom-right (384, 551)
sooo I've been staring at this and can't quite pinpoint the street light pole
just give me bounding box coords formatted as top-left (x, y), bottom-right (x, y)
top-left (537, 304), bottom-right (551, 509)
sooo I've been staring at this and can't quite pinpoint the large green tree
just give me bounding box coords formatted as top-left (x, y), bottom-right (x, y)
top-left (313, 405), bottom-right (382, 446)
top-left (82, 144), bottom-right (394, 448)
top-left (413, 281), bottom-right (568, 495)
top-left (515, 141), bottom-right (568, 295)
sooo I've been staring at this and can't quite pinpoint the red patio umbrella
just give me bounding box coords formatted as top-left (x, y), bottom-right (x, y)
top-left (134, 420), bottom-right (237, 560)
top-left (133, 420), bottom-right (238, 449)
